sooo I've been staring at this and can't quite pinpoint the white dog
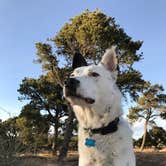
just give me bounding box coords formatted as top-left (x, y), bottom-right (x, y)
top-left (64, 47), bottom-right (136, 166)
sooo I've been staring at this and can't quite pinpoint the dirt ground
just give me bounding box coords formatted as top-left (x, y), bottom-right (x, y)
top-left (135, 152), bottom-right (166, 166)
top-left (15, 152), bottom-right (166, 166)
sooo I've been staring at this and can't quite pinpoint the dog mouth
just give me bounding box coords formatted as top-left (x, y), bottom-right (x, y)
top-left (69, 94), bottom-right (95, 104)
top-left (64, 88), bottom-right (95, 104)
top-left (84, 98), bottom-right (95, 104)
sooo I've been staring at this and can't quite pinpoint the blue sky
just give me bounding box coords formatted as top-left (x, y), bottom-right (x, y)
top-left (0, 0), bottom-right (166, 138)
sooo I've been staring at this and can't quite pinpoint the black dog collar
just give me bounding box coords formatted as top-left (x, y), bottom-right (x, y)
top-left (84, 117), bottom-right (119, 135)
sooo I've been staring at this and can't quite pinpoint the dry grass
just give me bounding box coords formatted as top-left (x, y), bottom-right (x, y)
top-left (16, 156), bottom-right (48, 166)
top-left (134, 147), bottom-right (166, 153)
top-left (15, 151), bottom-right (166, 166)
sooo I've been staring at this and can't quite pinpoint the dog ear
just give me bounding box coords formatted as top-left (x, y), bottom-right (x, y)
top-left (72, 52), bottom-right (87, 69)
top-left (101, 46), bottom-right (118, 79)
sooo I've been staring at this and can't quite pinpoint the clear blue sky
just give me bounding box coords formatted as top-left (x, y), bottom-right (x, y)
top-left (0, 0), bottom-right (166, 137)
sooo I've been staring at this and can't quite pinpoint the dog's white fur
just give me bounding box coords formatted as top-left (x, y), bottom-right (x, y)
top-left (64, 47), bottom-right (135, 166)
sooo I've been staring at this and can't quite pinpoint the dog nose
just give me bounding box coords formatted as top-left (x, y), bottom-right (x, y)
top-left (64, 78), bottom-right (80, 88)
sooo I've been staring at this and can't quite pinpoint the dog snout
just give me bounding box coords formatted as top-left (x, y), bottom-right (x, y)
top-left (64, 78), bottom-right (80, 96)
top-left (64, 78), bottom-right (80, 88)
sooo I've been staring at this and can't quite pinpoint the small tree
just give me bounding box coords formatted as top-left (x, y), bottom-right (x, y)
top-left (128, 82), bottom-right (166, 151)
top-left (149, 126), bottom-right (166, 149)
top-left (16, 105), bottom-right (49, 152)
top-left (0, 118), bottom-right (21, 166)
top-left (18, 76), bottom-right (68, 154)
top-left (134, 126), bottom-right (166, 149)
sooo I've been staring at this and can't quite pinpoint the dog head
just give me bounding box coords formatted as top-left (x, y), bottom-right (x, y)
top-left (64, 47), bottom-right (122, 127)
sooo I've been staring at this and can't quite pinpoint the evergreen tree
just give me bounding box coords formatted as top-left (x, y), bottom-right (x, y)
top-left (18, 76), bottom-right (68, 154)
top-left (0, 118), bottom-right (21, 165)
top-left (53, 9), bottom-right (145, 99)
top-left (134, 126), bottom-right (166, 149)
top-left (17, 105), bottom-right (49, 152)
top-left (128, 82), bottom-right (166, 151)
top-left (19, 9), bottom-right (146, 159)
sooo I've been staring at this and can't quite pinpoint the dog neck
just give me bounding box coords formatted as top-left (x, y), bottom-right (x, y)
top-left (73, 104), bottom-right (122, 129)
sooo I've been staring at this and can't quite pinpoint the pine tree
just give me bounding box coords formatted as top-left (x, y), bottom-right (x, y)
top-left (19, 9), bottom-right (146, 159)
top-left (128, 82), bottom-right (166, 151)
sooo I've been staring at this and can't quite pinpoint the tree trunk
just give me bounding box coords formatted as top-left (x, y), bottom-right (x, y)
top-left (58, 107), bottom-right (75, 161)
top-left (52, 118), bottom-right (59, 156)
top-left (140, 120), bottom-right (148, 151)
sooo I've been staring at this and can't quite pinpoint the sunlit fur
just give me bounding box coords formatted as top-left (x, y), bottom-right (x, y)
top-left (64, 47), bottom-right (136, 166)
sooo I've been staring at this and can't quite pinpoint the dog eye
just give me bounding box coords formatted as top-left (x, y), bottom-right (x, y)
top-left (89, 72), bottom-right (100, 77)
top-left (70, 73), bottom-right (75, 77)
